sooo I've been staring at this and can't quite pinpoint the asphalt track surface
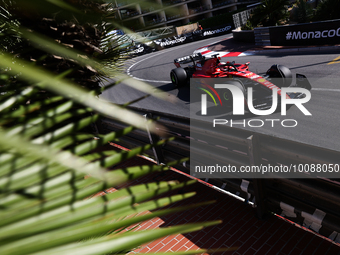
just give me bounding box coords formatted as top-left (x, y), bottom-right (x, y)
top-left (100, 34), bottom-right (340, 152)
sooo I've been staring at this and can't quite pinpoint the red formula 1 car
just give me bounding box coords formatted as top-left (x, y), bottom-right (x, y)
top-left (170, 53), bottom-right (312, 110)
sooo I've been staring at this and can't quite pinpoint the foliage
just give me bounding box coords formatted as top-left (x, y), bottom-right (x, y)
top-left (1, 0), bottom-right (118, 93)
top-left (197, 8), bottom-right (246, 29)
top-left (241, 20), bottom-right (254, 31)
top-left (0, 0), bottom-right (219, 254)
top-left (291, 0), bottom-right (314, 23)
top-left (250, 0), bottom-right (290, 27)
top-left (313, 0), bottom-right (340, 21)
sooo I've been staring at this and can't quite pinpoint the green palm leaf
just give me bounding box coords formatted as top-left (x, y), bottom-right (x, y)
top-left (0, 0), bottom-right (221, 254)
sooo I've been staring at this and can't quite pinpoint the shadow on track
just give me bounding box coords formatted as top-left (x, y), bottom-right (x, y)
top-left (157, 83), bottom-right (191, 103)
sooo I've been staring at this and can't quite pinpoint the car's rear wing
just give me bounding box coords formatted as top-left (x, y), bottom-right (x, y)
top-left (174, 53), bottom-right (204, 67)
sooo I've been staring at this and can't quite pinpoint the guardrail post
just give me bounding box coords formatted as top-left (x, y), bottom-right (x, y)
top-left (247, 135), bottom-right (267, 219)
top-left (144, 113), bottom-right (165, 165)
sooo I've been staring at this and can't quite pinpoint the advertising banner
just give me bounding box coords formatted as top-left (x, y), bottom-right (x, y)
top-left (270, 19), bottom-right (340, 46)
top-left (153, 35), bottom-right (190, 48)
top-left (202, 24), bottom-right (233, 38)
top-left (129, 24), bottom-right (233, 55)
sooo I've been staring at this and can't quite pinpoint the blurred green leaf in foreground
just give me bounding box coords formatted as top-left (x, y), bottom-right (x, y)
top-left (0, 0), bottom-right (221, 254)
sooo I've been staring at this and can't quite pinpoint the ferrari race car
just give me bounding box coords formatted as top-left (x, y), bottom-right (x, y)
top-left (170, 53), bottom-right (312, 111)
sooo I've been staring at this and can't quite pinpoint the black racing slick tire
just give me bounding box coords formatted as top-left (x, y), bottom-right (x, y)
top-left (266, 64), bottom-right (292, 88)
top-left (170, 68), bottom-right (187, 87)
top-left (222, 79), bottom-right (248, 111)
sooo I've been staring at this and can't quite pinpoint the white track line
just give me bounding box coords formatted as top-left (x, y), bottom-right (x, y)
top-left (312, 88), bottom-right (340, 92)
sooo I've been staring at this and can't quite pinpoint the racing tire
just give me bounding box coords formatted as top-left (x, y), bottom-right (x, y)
top-left (170, 68), bottom-right (187, 87)
top-left (222, 79), bottom-right (248, 112)
top-left (266, 64), bottom-right (292, 88)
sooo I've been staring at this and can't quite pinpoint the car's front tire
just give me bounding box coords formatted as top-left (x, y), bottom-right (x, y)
top-left (222, 79), bottom-right (247, 109)
top-left (266, 64), bottom-right (292, 88)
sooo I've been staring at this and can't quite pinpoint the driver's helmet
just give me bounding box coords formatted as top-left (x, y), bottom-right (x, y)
top-left (218, 62), bottom-right (227, 71)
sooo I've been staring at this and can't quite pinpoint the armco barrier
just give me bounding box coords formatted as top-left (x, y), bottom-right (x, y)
top-left (98, 106), bottom-right (340, 243)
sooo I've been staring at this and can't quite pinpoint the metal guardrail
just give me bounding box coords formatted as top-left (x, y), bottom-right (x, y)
top-left (136, 26), bottom-right (175, 39)
top-left (98, 106), bottom-right (340, 243)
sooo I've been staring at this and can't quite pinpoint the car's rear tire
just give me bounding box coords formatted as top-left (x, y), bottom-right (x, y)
top-left (170, 68), bottom-right (187, 87)
top-left (266, 64), bottom-right (292, 87)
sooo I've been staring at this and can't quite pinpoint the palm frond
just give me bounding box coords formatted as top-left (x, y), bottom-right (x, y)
top-left (0, 1), bottom-right (219, 254)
